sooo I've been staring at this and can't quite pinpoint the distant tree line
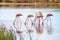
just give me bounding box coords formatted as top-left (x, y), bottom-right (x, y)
top-left (0, 0), bottom-right (60, 3)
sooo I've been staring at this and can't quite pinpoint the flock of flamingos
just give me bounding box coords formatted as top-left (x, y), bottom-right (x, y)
top-left (13, 11), bottom-right (53, 40)
top-left (0, 11), bottom-right (53, 40)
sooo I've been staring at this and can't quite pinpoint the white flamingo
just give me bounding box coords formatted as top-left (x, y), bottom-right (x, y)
top-left (45, 13), bottom-right (53, 34)
top-left (13, 13), bottom-right (24, 40)
top-left (24, 14), bottom-right (34, 40)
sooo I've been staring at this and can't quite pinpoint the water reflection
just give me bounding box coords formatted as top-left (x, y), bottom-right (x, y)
top-left (0, 8), bottom-right (60, 40)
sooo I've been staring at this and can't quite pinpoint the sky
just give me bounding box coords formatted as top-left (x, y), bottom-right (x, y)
top-left (0, 8), bottom-right (60, 40)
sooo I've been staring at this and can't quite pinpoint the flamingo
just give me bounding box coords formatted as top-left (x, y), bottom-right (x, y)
top-left (45, 13), bottom-right (53, 34)
top-left (33, 12), bottom-right (44, 35)
top-left (13, 13), bottom-right (24, 40)
top-left (24, 14), bottom-right (34, 40)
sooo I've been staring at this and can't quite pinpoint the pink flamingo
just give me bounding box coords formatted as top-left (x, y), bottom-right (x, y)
top-left (45, 13), bottom-right (53, 34)
top-left (13, 13), bottom-right (24, 40)
top-left (13, 13), bottom-right (23, 33)
top-left (33, 12), bottom-right (44, 34)
top-left (24, 14), bottom-right (34, 40)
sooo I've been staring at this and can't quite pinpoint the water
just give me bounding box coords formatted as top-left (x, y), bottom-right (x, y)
top-left (0, 8), bottom-right (60, 40)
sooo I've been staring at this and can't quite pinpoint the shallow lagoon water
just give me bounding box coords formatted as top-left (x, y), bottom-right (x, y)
top-left (0, 8), bottom-right (60, 40)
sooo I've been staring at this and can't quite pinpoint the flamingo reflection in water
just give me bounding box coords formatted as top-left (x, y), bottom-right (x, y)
top-left (13, 13), bottom-right (24, 40)
top-left (24, 14), bottom-right (34, 40)
top-left (33, 12), bottom-right (44, 35)
top-left (45, 13), bottom-right (53, 34)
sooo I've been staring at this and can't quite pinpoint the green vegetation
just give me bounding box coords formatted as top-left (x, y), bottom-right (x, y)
top-left (0, 26), bottom-right (14, 40)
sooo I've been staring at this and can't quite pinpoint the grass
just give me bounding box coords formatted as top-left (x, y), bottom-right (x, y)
top-left (0, 26), bottom-right (14, 40)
